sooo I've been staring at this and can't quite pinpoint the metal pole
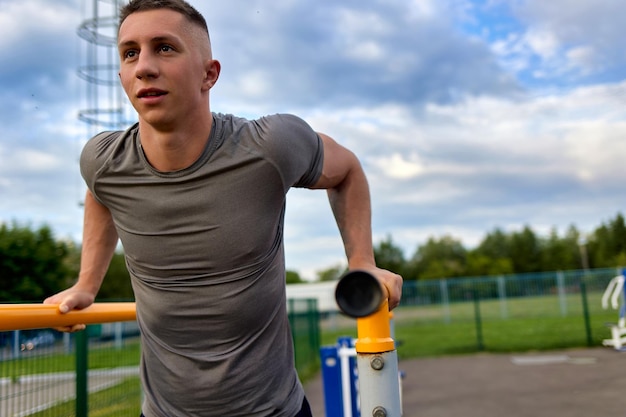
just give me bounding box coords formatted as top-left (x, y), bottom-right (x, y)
top-left (336, 271), bottom-right (402, 417)
top-left (580, 282), bottom-right (593, 346)
top-left (0, 302), bottom-right (136, 332)
top-left (473, 289), bottom-right (484, 351)
top-left (76, 330), bottom-right (88, 417)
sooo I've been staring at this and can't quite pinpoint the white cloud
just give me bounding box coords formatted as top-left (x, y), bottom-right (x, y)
top-left (345, 41), bottom-right (385, 63)
top-left (407, 0), bottom-right (439, 20)
top-left (335, 8), bottom-right (392, 36)
top-left (371, 153), bottom-right (424, 180)
top-left (237, 70), bottom-right (272, 100)
top-left (506, 0), bottom-right (626, 80)
top-left (524, 29), bottom-right (559, 60)
top-left (0, 144), bottom-right (63, 174)
top-left (566, 46), bottom-right (598, 75)
top-left (289, 80), bottom-right (626, 261)
top-left (564, 121), bottom-right (626, 183)
top-left (0, 0), bottom-right (79, 43)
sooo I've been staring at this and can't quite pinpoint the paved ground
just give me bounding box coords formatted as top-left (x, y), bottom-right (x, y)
top-left (304, 347), bottom-right (626, 417)
top-left (0, 367), bottom-right (138, 417)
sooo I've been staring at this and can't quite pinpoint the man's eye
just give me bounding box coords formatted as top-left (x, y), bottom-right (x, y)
top-left (159, 45), bottom-right (173, 53)
top-left (124, 50), bottom-right (138, 59)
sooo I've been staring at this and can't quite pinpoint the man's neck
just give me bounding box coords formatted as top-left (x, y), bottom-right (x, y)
top-left (138, 114), bottom-right (213, 172)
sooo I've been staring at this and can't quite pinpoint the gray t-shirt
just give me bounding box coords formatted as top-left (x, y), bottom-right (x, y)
top-left (80, 113), bottom-right (324, 417)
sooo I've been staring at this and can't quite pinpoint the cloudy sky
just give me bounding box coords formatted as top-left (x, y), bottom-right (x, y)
top-left (1, 0), bottom-right (625, 280)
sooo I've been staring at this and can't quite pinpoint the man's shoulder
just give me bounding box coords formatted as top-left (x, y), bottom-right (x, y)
top-left (215, 112), bottom-right (310, 130)
top-left (80, 124), bottom-right (138, 181)
top-left (83, 124), bottom-right (136, 157)
top-left (87, 124), bottom-right (129, 144)
top-left (258, 113), bottom-right (311, 129)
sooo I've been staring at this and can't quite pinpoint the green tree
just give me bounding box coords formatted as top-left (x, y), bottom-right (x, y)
top-left (374, 235), bottom-right (406, 277)
top-left (316, 264), bottom-right (345, 282)
top-left (541, 225), bottom-right (581, 271)
top-left (589, 223), bottom-right (610, 267)
top-left (476, 228), bottom-right (511, 259)
top-left (408, 235), bottom-right (467, 280)
top-left (608, 213), bottom-right (626, 257)
top-left (467, 228), bottom-right (514, 276)
top-left (588, 212), bottom-right (626, 268)
top-left (509, 225), bottom-right (542, 273)
top-left (97, 251), bottom-right (134, 300)
top-left (62, 241), bottom-right (81, 287)
top-left (286, 269), bottom-right (305, 284)
top-left (0, 222), bottom-right (70, 301)
top-left (465, 252), bottom-right (513, 276)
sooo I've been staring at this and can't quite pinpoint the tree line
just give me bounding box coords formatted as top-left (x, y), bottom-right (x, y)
top-left (373, 212), bottom-right (626, 281)
top-left (1, 212), bottom-right (625, 301)
top-left (0, 222), bottom-right (132, 302)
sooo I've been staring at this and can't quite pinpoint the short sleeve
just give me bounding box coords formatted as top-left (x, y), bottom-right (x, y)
top-left (253, 114), bottom-right (324, 190)
top-left (79, 130), bottom-right (122, 201)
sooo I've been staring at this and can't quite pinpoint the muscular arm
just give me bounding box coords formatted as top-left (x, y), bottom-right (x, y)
top-left (311, 133), bottom-right (402, 309)
top-left (44, 190), bottom-right (118, 329)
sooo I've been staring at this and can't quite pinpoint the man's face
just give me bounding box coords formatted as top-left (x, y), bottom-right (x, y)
top-left (117, 9), bottom-right (215, 129)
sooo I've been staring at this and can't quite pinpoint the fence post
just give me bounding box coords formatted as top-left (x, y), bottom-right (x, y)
top-left (473, 289), bottom-right (485, 351)
top-left (440, 279), bottom-right (451, 324)
top-left (556, 271), bottom-right (567, 317)
top-left (497, 276), bottom-right (508, 319)
top-left (288, 299), bottom-right (298, 367)
top-left (309, 299), bottom-right (321, 363)
top-left (76, 329), bottom-right (88, 417)
top-left (579, 282), bottom-right (593, 347)
top-left (12, 330), bottom-right (20, 358)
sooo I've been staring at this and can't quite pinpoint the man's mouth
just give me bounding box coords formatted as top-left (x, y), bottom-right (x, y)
top-left (138, 89), bottom-right (167, 98)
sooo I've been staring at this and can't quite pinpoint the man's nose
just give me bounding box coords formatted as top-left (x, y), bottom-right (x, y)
top-left (135, 52), bottom-right (159, 79)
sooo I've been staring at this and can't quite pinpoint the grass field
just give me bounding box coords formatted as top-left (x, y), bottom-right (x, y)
top-left (1, 340), bottom-right (141, 379)
top-left (25, 376), bottom-right (142, 417)
top-left (322, 290), bottom-right (617, 359)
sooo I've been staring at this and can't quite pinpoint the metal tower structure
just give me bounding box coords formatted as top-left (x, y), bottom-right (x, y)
top-left (77, 0), bottom-right (134, 136)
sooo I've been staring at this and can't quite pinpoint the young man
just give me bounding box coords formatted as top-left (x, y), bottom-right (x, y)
top-left (45, 1), bottom-right (403, 416)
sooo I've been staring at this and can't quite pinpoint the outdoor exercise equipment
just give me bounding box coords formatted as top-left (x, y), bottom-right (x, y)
top-left (601, 269), bottom-right (626, 350)
top-left (0, 303), bottom-right (137, 332)
top-left (329, 270), bottom-right (402, 417)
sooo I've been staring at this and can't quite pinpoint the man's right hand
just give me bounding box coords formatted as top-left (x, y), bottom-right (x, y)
top-left (43, 285), bottom-right (96, 332)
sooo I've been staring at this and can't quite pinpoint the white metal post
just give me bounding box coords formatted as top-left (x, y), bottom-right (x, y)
top-left (335, 271), bottom-right (403, 417)
top-left (357, 350), bottom-right (401, 417)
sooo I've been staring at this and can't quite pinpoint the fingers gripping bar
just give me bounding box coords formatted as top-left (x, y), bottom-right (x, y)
top-left (335, 271), bottom-right (395, 353)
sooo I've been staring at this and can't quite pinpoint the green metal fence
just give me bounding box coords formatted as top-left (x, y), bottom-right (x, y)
top-left (0, 322), bottom-right (142, 417)
top-left (0, 298), bottom-right (320, 417)
top-left (289, 298), bottom-right (321, 380)
top-left (393, 267), bottom-right (624, 355)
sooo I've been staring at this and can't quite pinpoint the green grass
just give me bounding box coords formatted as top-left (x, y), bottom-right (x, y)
top-left (322, 291), bottom-right (617, 359)
top-left (28, 377), bottom-right (142, 417)
top-left (0, 340), bottom-right (141, 379)
top-left (87, 377), bottom-right (142, 417)
top-left (1, 340), bottom-right (142, 417)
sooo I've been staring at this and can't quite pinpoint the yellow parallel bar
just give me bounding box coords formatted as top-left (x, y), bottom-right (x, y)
top-left (355, 300), bottom-right (395, 353)
top-left (0, 303), bottom-right (137, 332)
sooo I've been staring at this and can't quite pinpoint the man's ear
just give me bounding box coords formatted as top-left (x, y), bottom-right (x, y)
top-left (203, 59), bottom-right (221, 91)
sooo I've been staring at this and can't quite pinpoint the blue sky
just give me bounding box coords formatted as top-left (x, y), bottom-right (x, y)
top-left (1, 0), bottom-right (625, 280)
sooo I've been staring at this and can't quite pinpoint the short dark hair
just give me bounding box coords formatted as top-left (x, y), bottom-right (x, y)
top-left (119, 0), bottom-right (209, 37)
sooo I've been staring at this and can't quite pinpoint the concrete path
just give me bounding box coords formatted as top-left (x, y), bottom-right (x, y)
top-left (0, 367), bottom-right (138, 417)
top-left (304, 347), bottom-right (626, 417)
